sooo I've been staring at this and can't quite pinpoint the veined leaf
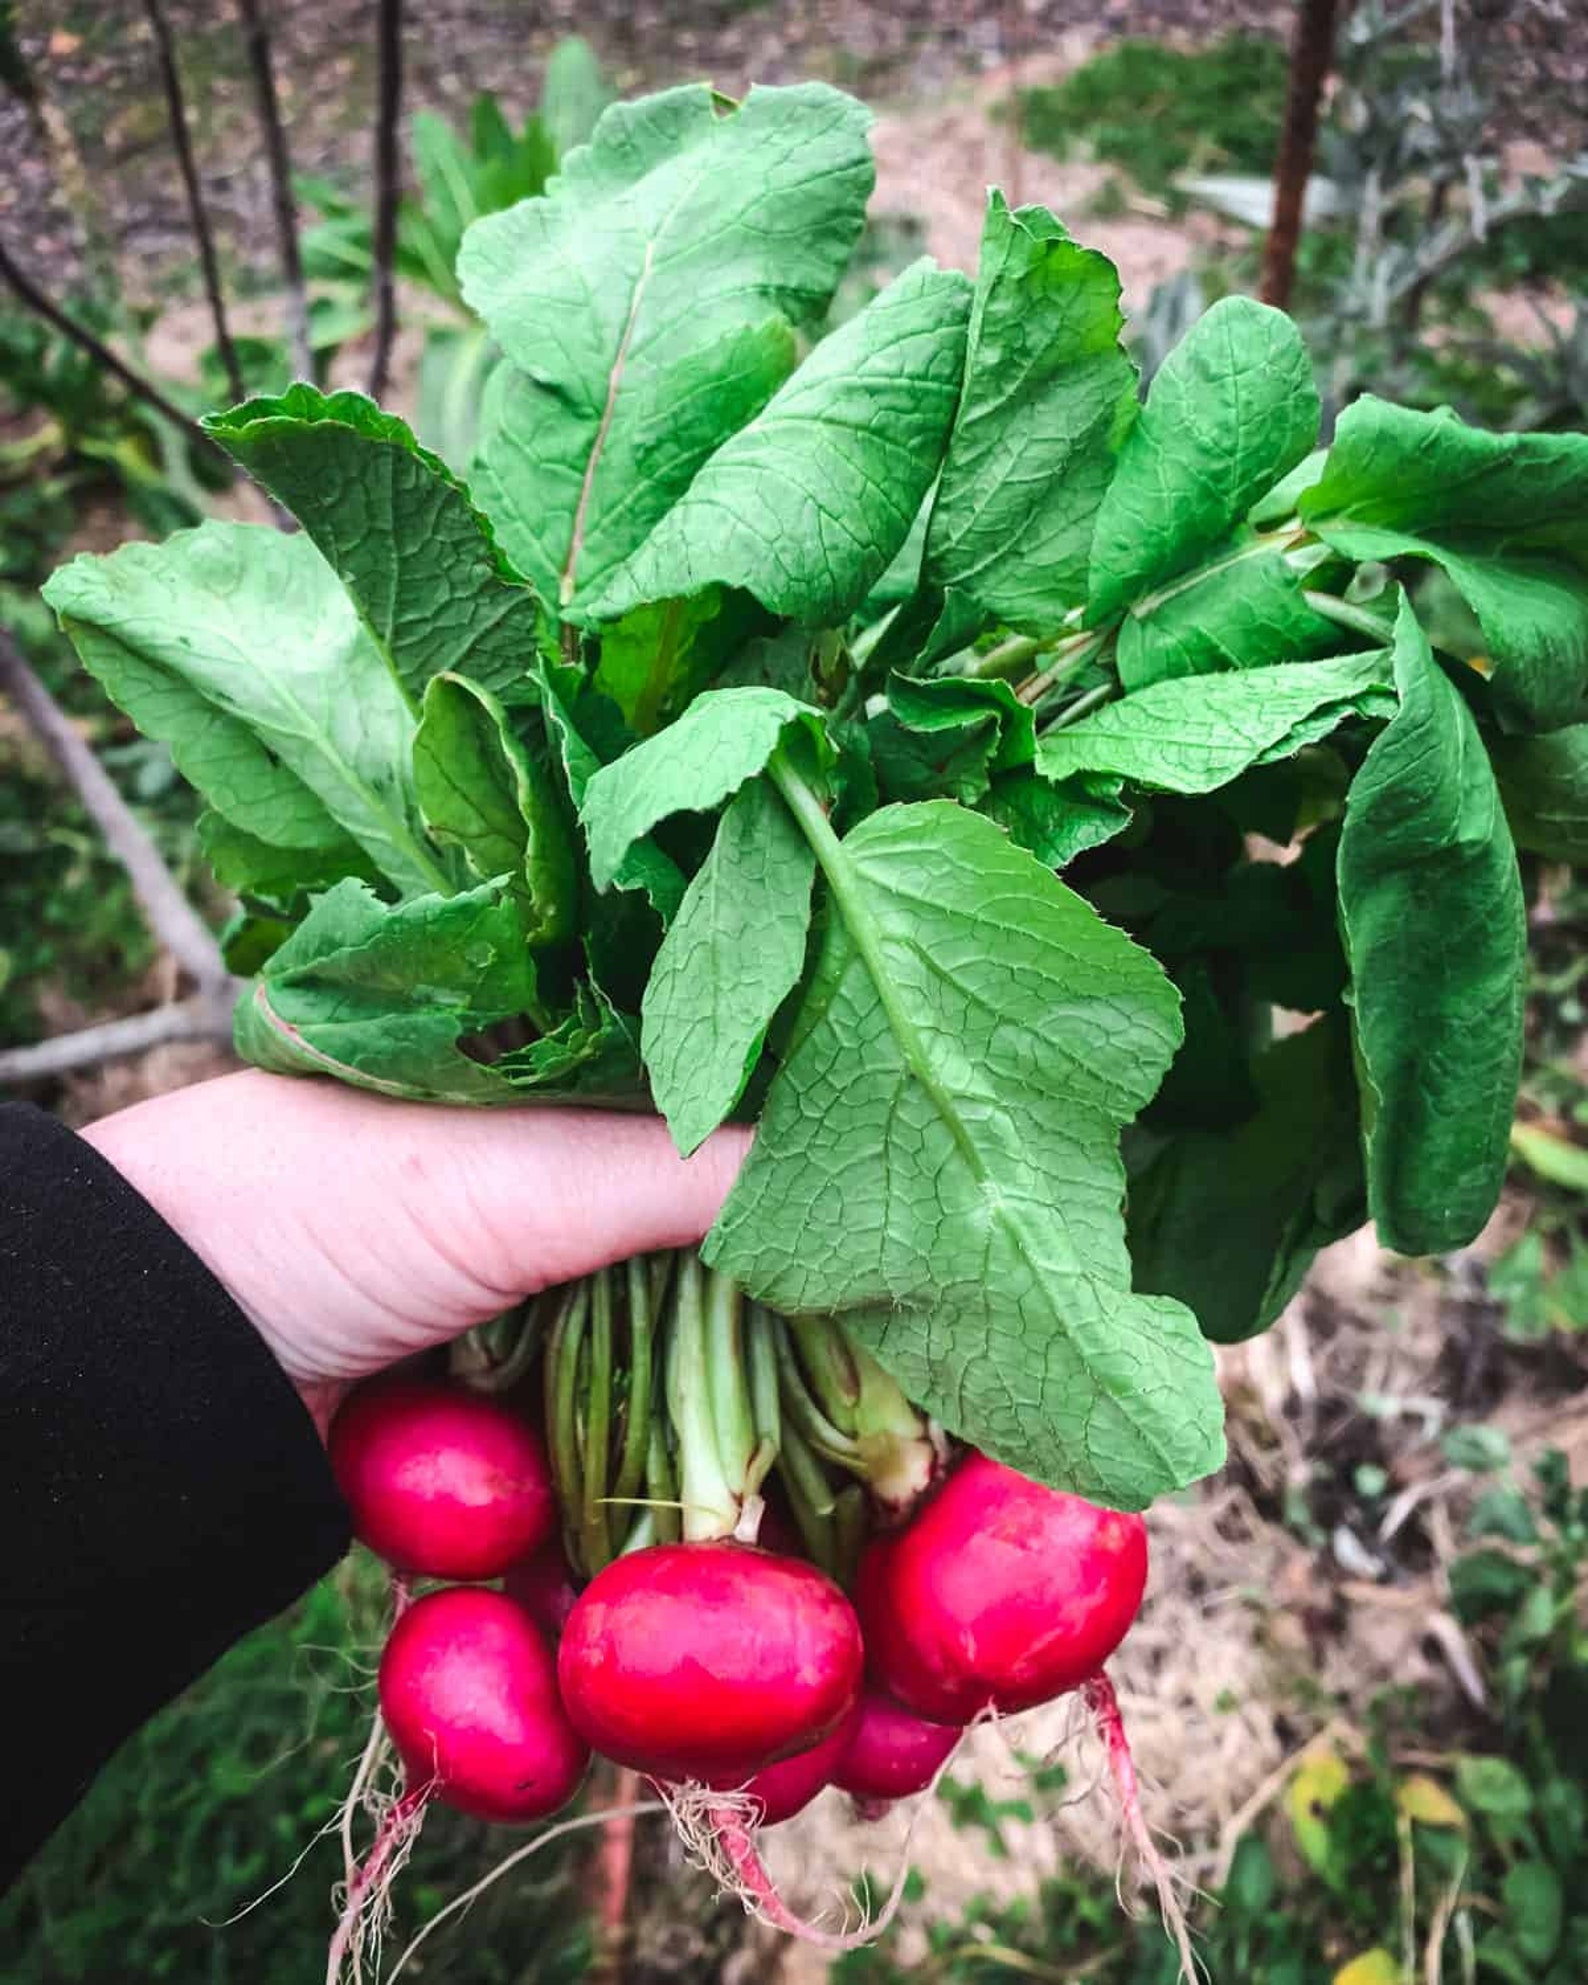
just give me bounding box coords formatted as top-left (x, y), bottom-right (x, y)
top-left (707, 792), bottom-right (1224, 1507)
top-left (236, 878), bottom-right (540, 1101)
top-left (580, 686), bottom-right (833, 892)
top-left (1491, 724), bottom-right (1588, 862)
top-left (982, 769), bottom-right (1132, 869)
top-left (643, 777), bottom-right (815, 1155)
top-left (1036, 650), bottom-right (1393, 794)
top-left (460, 83), bottom-right (873, 611)
top-left (1117, 537), bottom-right (1345, 689)
top-left (1301, 398), bottom-right (1588, 732)
top-left (196, 810), bottom-right (378, 901)
top-left (236, 878), bottom-right (640, 1102)
top-left (1126, 1019), bottom-right (1365, 1344)
top-left (43, 523), bottom-right (451, 898)
top-left (1088, 296), bottom-right (1319, 623)
top-left (923, 191), bottom-right (1136, 631)
top-left (868, 673), bottom-right (1034, 805)
top-left (593, 590), bottom-right (756, 735)
top-left (586, 261), bottom-right (971, 627)
top-left (1339, 599), bottom-right (1526, 1254)
top-left (533, 658), bottom-right (685, 924)
top-left (206, 385), bottom-right (551, 707)
top-left (413, 674), bottom-right (577, 945)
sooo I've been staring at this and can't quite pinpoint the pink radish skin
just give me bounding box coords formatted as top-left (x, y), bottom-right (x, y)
top-left (503, 1536), bottom-right (581, 1642)
top-left (380, 1587), bottom-right (589, 1823)
top-left (558, 1542), bottom-right (863, 1781)
top-left (330, 1379), bottom-right (556, 1581)
top-left (856, 1452), bottom-right (1148, 1723)
top-left (834, 1689), bottom-right (962, 1802)
top-left (702, 1705), bottom-right (861, 1827)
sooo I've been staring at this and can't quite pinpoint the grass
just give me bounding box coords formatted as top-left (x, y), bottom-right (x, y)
top-left (0, 1559), bottom-right (594, 1984)
top-left (1012, 35), bottom-right (1289, 208)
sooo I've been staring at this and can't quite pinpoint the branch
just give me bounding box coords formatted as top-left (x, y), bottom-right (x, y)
top-left (235, 0), bottom-right (312, 381)
top-left (0, 629), bottom-right (227, 989)
top-left (0, 989), bottom-right (239, 1087)
top-left (0, 234), bottom-right (224, 454)
top-left (1262, 0), bottom-right (1339, 310)
top-left (143, 0), bottom-right (246, 403)
top-left (367, 0), bottom-right (403, 401)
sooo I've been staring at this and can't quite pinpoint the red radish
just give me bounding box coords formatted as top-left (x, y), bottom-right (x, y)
top-left (703, 1705), bottom-right (861, 1827)
top-left (558, 1542), bottom-right (863, 1781)
top-left (330, 1378), bottom-right (555, 1581)
top-left (855, 1452), bottom-right (1147, 1723)
top-left (834, 1689), bottom-right (962, 1803)
top-left (504, 1536), bottom-right (581, 1642)
top-left (380, 1586), bottom-right (589, 1823)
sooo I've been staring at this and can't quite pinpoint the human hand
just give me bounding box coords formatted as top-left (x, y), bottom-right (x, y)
top-left (82, 1070), bottom-right (748, 1438)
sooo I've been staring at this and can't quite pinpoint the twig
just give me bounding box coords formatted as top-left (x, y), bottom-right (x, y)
top-left (0, 991), bottom-right (238, 1087)
top-left (0, 628), bottom-right (228, 988)
top-left (367, 0), bottom-right (403, 402)
top-left (0, 236), bottom-right (221, 454)
top-left (235, 0), bottom-right (312, 380)
top-left (1262, 0), bottom-right (1339, 310)
top-left (143, 0), bottom-right (245, 403)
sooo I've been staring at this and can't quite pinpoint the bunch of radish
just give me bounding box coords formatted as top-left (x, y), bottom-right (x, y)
top-left (323, 1252), bottom-right (1176, 1978)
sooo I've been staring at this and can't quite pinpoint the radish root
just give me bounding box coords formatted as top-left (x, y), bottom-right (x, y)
top-left (325, 1780), bottom-right (429, 1985)
top-left (1081, 1671), bottom-right (1200, 1985)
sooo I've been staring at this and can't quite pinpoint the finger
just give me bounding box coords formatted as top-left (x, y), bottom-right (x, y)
top-left (405, 1104), bottom-right (752, 1303)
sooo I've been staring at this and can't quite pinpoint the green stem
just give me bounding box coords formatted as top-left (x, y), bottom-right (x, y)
top-left (579, 1267), bottom-right (614, 1573)
top-left (776, 1320), bottom-right (863, 1468)
top-left (746, 1304), bottom-right (782, 1460)
top-left (545, 1283), bottom-right (588, 1573)
top-left (1127, 522), bottom-right (1310, 621)
top-left (775, 1420), bottom-right (840, 1579)
top-left (611, 1256), bottom-right (654, 1508)
top-left (1303, 589), bottom-right (1396, 646)
top-left (667, 1253), bottom-right (742, 1541)
top-left (704, 1265), bottom-right (756, 1498)
top-left (1014, 627), bottom-right (1109, 707)
top-left (965, 632), bottom-right (1042, 680)
top-left (644, 1424), bottom-right (681, 1547)
top-left (1038, 680), bottom-right (1114, 736)
top-left (789, 1315), bottom-right (861, 1438)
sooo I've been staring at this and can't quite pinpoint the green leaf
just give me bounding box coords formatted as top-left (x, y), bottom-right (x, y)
top-left (592, 589), bottom-right (762, 735)
top-left (533, 658), bottom-right (685, 924)
top-left (43, 523), bottom-right (451, 898)
top-left (460, 83), bottom-right (874, 611)
top-left (412, 674), bottom-right (577, 945)
top-left (1490, 723), bottom-right (1588, 862)
top-left (1116, 538), bottom-right (1346, 689)
top-left (1088, 296), bottom-right (1319, 623)
top-left (1441, 1424), bottom-right (1512, 1472)
top-left (539, 35), bottom-right (612, 160)
top-left (868, 674), bottom-right (1034, 805)
top-left (580, 686), bottom-right (833, 892)
top-left (1454, 1755), bottom-right (1532, 1826)
top-left (1338, 600), bottom-right (1526, 1254)
top-left (642, 778), bottom-right (815, 1155)
top-left (205, 385), bottom-right (551, 707)
top-left (235, 878), bottom-right (540, 1101)
top-left (1125, 1020), bottom-right (1365, 1344)
top-left (923, 191), bottom-right (1136, 630)
top-left (196, 810), bottom-right (378, 902)
top-left (586, 261), bottom-right (972, 627)
top-left (1510, 1122), bottom-right (1588, 1195)
top-left (1300, 398), bottom-right (1588, 732)
top-left (706, 793), bottom-right (1224, 1507)
top-left (1503, 1862), bottom-right (1563, 1965)
top-left (981, 769), bottom-right (1132, 869)
top-left (1036, 650), bottom-right (1394, 795)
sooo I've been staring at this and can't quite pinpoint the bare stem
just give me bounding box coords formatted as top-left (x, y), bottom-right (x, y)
top-left (142, 0), bottom-right (245, 402)
top-left (0, 236), bottom-right (220, 453)
top-left (0, 992), bottom-right (239, 1087)
top-left (235, 0), bottom-right (312, 381)
top-left (0, 630), bottom-right (226, 987)
top-left (1261, 0), bottom-right (1339, 310)
top-left (367, 0), bottom-right (403, 401)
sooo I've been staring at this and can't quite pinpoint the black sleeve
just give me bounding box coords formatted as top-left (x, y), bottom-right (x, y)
top-left (0, 1102), bottom-right (351, 1890)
